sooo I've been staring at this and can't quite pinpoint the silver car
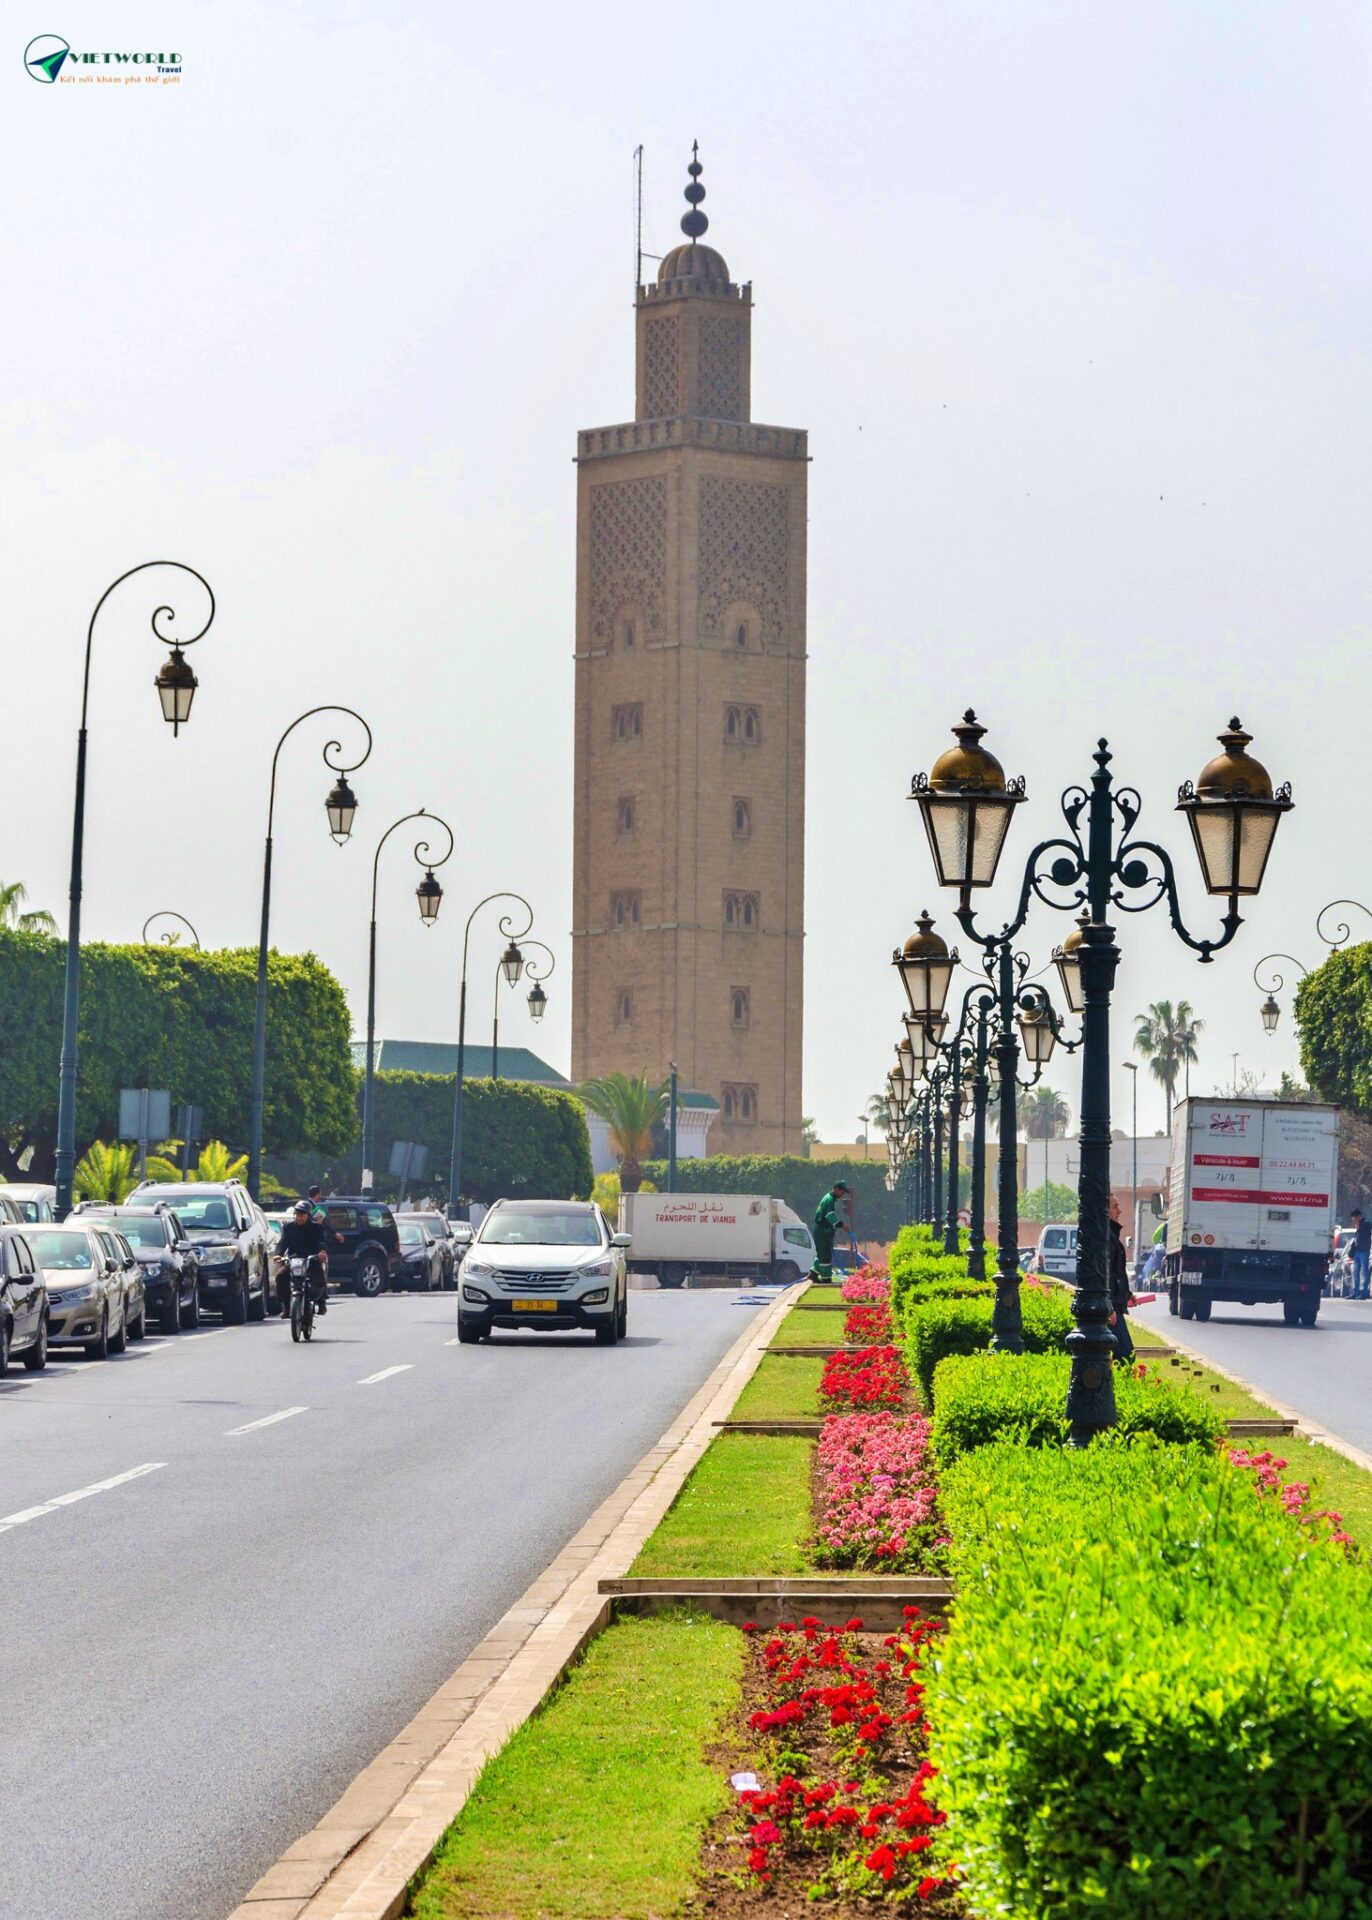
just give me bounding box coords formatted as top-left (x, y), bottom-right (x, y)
top-left (456, 1199), bottom-right (631, 1346)
top-left (27, 1225), bottom-right (130, 1358)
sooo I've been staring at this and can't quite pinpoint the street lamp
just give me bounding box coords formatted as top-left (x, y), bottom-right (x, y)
top-left (447, 893), bottom-right (538, 1216)
top-left (893, 911), bottom-right (957, 1019)
top-left (913, 711), bottom-right (1290, 1442)
top-left (247, 706), bottom-right (374, 1201)
top-left (493, 939), bottom-right (554, 1079)
top-left (1253, 899), bottom-right (1372, 1032)
top-left (361, 809), bottom-right (456, 1198)
top-left (527, 979), bottom-right (548, 1022)
top-left (54, 562), bottom-right (215, 1216)
top-left (1053, 912), bottom-right (1089, 1016)
top-left (142, 911), bottom-right (201, 951)
top-left (912, 710), bottom-right (1025, 891)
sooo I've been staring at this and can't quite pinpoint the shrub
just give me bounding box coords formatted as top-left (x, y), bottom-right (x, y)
top-left (903, 1292), bottom-right (1074, 1406)
top-left (930, 1352), bottom-right (1226, 1463)
top-left (931, 1439), bottom-right (1372, 1917)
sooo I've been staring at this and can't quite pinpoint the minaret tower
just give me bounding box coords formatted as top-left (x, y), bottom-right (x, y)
top-left (571, 149), bottom-right (807, 1154)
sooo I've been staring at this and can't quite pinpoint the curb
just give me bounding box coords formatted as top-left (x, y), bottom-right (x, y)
top-left (227, 1283), bottom-right (802, 1920)
top-left (1155, 1320), bottom-right (1372, 1475)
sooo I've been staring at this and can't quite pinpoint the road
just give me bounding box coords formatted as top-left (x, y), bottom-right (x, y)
top-left (0, 1283), bottom-right (768, 1920)
top-left (1133, 1292), bottom-right (1372, 1454)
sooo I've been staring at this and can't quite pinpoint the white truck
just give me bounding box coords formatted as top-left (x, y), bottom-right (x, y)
top-left (617, 1192), bottom-right (816, 1288)
top-left (1164, 1096), bottom-right (1339, 1327)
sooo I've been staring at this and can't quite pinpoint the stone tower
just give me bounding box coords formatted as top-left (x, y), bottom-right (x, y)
top-left (571, 149), bottom-right (806, 1154)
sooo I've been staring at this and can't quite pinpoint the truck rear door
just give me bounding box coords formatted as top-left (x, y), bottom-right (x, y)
top-left (1184, 1103), bottom-right (1262, 1251)
top-left (1256, 1105), bottom-right (1337, 1254)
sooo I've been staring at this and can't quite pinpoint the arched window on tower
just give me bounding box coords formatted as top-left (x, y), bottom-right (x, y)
top-left (732, 798), bottom-right (752, 839)
top-left (617, 795), bottom-right (636, 836)
top-left (615, 988), bottom-right (634, 1027)
top-left (735, 620), bottom-right (748, 650)
top-left (731, 987), bottom-right (750, 1029)
top-left (743, 707), bottom-right (760, 744)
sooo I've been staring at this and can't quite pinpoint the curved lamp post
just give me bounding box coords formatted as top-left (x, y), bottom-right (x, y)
top-left (361, 809), bottom-right (456, 1197)
top-left (492, 939), bottom-right (554, 1081)
top-left (447, 893), bottom-right (535, 1216)
top-left (913, 710), bottom-right (1291, 1443)
top-left (1254, 899), bottom-right (1372, 1033)
top-left (247, 707), bottom-right (373, 1201)
top-left (142, 911), bottom-right (201, 950)
top-left (54, 562), bottom-right (215, 1216)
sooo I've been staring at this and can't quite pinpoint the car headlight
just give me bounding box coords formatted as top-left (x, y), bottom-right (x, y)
top-left (579, 1261), bottom-right (613, 1279)
top-left (197, 1245), bottom-right (236, 1267)
top-left (462, 1284), bottom-right (490, 1304)
top-left (463, 1262), bottom-right (494, 1281)
top-left (53, 1282), bottom-right (99, 1304)
top-left (581, 1287), bottom-right (610, 1305)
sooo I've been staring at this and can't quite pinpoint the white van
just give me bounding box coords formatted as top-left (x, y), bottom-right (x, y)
top-left (1035, 1222), bottom-right (1078, 1280)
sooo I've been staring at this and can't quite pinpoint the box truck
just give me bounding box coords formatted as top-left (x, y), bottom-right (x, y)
top-left (618, 1192), bottom-right (816, 1287)
top-left (1164, 1097), bottom-right (1338, 1326)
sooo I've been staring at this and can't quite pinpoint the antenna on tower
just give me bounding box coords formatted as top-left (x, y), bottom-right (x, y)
top-left (633, 143), bottom-right (661, 298)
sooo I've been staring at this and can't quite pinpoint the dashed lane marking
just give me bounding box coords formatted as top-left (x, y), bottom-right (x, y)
top-left (0, 1462), bottom-right (166, 1534)
top-left (357, 1365), bottom-right (414, 1385)
top-left (225, 1406), bottom-right (309, 1436)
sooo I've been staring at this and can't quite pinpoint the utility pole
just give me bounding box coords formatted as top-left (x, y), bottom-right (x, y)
top-left (667, 1061), bottom-right (678, 1193)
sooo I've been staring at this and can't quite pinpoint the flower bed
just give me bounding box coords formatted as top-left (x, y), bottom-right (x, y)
top-left (844, 1301), bottom-right (893, 1344)
top-left (820, 1343), bottom-right (908, 1411)
top-left (811, 1411), bottom-right (947, 1569)
top-left (695, 1614), bottom-right (963, 1912)
top-left (841, 1266), bottom-right (890, 1304)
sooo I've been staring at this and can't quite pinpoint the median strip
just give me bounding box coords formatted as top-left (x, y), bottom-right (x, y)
top-left (0, 1462), bottom-right (166, 1534)
top-left (226, 1407), bottom-right (309, 1436)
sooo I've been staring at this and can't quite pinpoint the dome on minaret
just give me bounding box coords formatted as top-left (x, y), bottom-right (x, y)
top-left (657, 241), bottom-right (731, 285)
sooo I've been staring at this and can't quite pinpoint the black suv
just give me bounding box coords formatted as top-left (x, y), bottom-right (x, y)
top-left (128, 1179), bottom-right (272, 1322)
top-left (69, 1204), bottom-right (201, 1334)
top-left (315, 1198), bottom-right (400, 1298)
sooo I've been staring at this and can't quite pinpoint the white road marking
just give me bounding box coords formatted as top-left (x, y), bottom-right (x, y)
top-left (444, 1337), bottom-right (462, 1346)
top-left (225, 1406), bottom-right (308, 1436)
top-left (0, 1463), bottom-right (166, 1534)
top-left (357, 1364), bottom-right (414, 1385)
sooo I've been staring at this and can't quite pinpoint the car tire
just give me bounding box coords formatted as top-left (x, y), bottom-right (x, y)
top-left (1167, 1281), bottom-right (1179, 1317)
top-left (223, 1275), bottom-right (248, 1324)
top-left (180, 1288), bottom-right (201, 1330)
top-left (456, 1318), bottom-right (485, 1345)
top-left (1178, 1296), bottom-right (1194, 1321)
top-left (0, 1319), bottom-right (9, 1378)
top-left (247, 1271), bottom-right (267, 1322)
top-left (355, 1253), bottom-right (387, 1299)
top-left (22, 1318), bottom-right (47, 1372)
top-left (130, 1298), bottom-right (147, 1341)
top-left (86, 1309), bottom-right (110, 1361)
top-left (595, 1315), bottom-right (620, 1346)
top-left (658, 1265), bottom-right (686, 1289)
top-left (1192, 1299), bottom-right (1212, 1323)
top-left (775, 1262), bottom-right (801, 1287)
top-left (1301, 1308), bottom-right (1319, 1328)
top-left (615, 1290), bottom-right (627, 1339)
top-left (160, 1290), bottom-right (180, 1335)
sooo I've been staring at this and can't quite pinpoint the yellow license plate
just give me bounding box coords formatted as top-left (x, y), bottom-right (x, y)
top-left (512, 1298), bottom-right (558, 1312)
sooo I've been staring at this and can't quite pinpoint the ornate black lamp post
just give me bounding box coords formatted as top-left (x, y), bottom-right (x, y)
top-left (1254, 899), bottom-right (1372, 1033)
top-left (247, 707), bottom-right (373, 1201)
top-left (913, 711), bottom-right (1291, 1442)
top-left (447, 894), bottom-right (536, 1215)
top-left (361, 809), bottom-right (455, 1197)
top-left (54, 563), bottom-right (215, 1217)
top-left (142, 912), bottom-right (201, 950)
top-left (492, 939), bottom-right (555, 1080)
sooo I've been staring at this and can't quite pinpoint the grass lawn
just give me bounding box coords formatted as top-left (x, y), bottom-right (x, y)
top-left (770, 1304), bottom-right (848, 1346)
top-left (410, 1613), bottom-right (740, 1919)
top-left (732, 1352), bottom-right (824, 1419)
top-left (631, 1434), bottom-right (814, 1576)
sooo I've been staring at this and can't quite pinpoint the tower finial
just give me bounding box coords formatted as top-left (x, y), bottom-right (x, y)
top-left (681, 140), bottom-right (708, 240)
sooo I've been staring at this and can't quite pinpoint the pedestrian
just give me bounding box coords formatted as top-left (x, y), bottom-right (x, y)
top-left (1108, 1193), bottom-right (1134, 1364)
top-left (812, 1181), bottom-right (850, 1285)
top-left (1351, 1209), bottom-right (1371, 1300)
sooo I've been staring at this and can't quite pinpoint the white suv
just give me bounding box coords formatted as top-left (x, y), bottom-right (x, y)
top-left (457, 1199), bottom-right (630, 1346)
top-left (1035, 1222), bottom-right (1078, 1280)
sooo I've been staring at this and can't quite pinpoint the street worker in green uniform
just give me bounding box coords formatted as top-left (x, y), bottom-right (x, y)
top-left (812, 1181), bottom-right (850, 1284)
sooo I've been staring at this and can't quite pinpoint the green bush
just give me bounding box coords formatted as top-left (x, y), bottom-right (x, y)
top-left (638, 1154), bottom-right (905, 1242)
top-left (901, 1275), bottom-right (996, 1308)
top-left (931, 1439), bottom-right (1372, 1917)
top-left (903, 1290), bottom-right (1074, 1405)
top-left (931, 1352), bottom-right (1226, 1463)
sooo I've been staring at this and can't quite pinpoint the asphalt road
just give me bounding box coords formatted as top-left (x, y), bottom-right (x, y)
top-left (0, 1283), bottom-right (769, 1920)
top-left (1133, 1291), bottom-right (1372, 1453)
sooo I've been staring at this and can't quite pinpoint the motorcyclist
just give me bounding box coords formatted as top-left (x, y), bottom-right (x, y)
top-left (275, 1198), bottom-right (328, 1318)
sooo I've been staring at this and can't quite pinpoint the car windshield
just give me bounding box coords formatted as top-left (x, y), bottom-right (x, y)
top-left (11, 1200), bottom-right (43, 1222)
top-left (397, 1221), bottom-right (425, 1247)
top-left (116, 1217), bottom-right (170, 1249)
top-left (28, 1230), bottom-right (94, 1270)
top-left (138, 1190), bottom-right (234, 1233)
top-left (478, 1209), bottom-right (603, 1248)
top-left (1042, 1229), bottom-right (1067, 1250)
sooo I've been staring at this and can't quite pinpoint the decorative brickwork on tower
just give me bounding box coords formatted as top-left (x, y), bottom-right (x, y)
top-left (571, 153), bottom-right (806, 1153)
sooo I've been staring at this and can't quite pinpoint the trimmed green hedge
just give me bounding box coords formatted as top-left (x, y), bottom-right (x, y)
top-left (932, 1439), bottom-right (1372, 1916)
top-left (931, 1352), bottom-right (1225, 1462)
top-left (903, 1291), bottom-right (1074, 1405)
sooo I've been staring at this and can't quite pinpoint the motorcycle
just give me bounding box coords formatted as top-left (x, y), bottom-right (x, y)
top-left (285, 1256), bottom-right (315, 1343)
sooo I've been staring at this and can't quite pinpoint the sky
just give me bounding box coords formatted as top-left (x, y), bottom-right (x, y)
top-left (3, 0), bottom-right (1369, 1145)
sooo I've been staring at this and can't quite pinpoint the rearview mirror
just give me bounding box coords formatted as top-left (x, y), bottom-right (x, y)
top-left (452, 1224), bottom-right (474, 1244)
top-left (611, 1232), bottom-right (632, 1249)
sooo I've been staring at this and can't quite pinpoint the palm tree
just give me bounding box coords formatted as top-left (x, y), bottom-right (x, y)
top-left (0, 879), bottom-right (57, 936)
top-left (155, 1138), bottom-right (249, 1184)
top-left (578, 1073), bottom-right (669, 1194)
top-left (1018, 1086), bottom-right (1071, 1140)
top-left (73, 1139), bottom-right (182, 1203)
top-left (1134, 1000), bottom-right (1204, 1130)
top-left (864, 1093), bottom-right (892, 1136)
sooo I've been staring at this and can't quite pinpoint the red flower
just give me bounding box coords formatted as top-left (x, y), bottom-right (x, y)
top-left (865, 1844), bottom-right (898, 1881)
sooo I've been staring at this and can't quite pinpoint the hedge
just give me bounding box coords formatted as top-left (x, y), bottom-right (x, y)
top-left (930, 1352), bottom-right (1225, 1462)
top-left (638, 1154), bottom-right (905, 1242)
top-left (903, 1290), bottom-right (1075, 1405)
top-left (931, 1439), bottom-right (1372, 1917)
top-left (0, 929), bottom-right (356, 1173)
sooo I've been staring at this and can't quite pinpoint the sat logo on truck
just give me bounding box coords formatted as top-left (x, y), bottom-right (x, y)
top-left (1209, 1112), bottom-right (1249, 1134)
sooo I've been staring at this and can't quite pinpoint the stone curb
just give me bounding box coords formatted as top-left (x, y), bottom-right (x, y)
top-left (226, 1283), bottom-right (802, 1920)
top-left (1155, 1321), bottom-right (1372, 1474)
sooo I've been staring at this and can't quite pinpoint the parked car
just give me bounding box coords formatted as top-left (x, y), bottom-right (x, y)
top-left (1034, 1222), bottom-right (1078, 1281)
top-left (394, 1215), bottom-right (446, 1292)
top-left (26, 1224), bottom-right (129, 1358)
top-left (2, 1183), bottom-right (56, 1224)
top-left (263, 1211), bottom-right (290, 1249)
top-left (68, 1204), bottom-right (199, 1333)
top-left (398, 1210), bottom-right (458, 1288)
top-left (0, 1225), bottom-right (49, 1373)
top-left (457, 1198), bottom-right (630, 1345)
top-left (128, 1179), bottom-right (272, 1322)
top-left (313, 1197), bottom-right (400, 1298)
top-left (0, 1193), bottom-right (23, 1226)
top-left (87, 1223), bottom-right (146, 1343)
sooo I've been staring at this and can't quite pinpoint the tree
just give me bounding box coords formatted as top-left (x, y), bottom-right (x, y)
top-left (74, 1139), bottom-right (181, 1203)
top-left (801, 1115), bottom-right (820, 1151)
top-left (1017, 1179), bottom-right (1080, 1226)
top-left (578, 1073), bottom-right (669, 1194)
top-left (864, 1094), bottom-right (891, 1137)
top-left (1133, 999), bottom-right (1203, 1128)
top-left (1018, 1086), bottom-right (1071, 1140)
top-left (588, 1169), bottom-right (656, 1215)
top-left (1296, 946), bottom-right (1372, 1121)
top-left (0, 880), bottom-right (57, 937)
top-left (157, 1138), bottom-right (249, 1184)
